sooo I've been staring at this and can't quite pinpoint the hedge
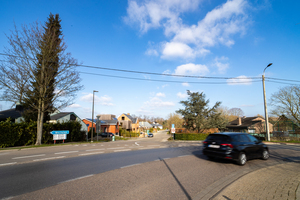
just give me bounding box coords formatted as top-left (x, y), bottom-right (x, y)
top-left (0, 119), bottom-right (86, 148)
top-left (174, 133), bottom-right (209, 140)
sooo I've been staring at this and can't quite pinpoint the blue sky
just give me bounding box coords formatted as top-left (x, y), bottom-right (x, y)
top-left (1, 0), bottom-right (299, 120)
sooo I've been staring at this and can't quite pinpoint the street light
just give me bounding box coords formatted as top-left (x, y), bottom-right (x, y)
top-left (91, 90), bottom-right (98, 142)
top-left (262, 63), bottom-right (272, 141)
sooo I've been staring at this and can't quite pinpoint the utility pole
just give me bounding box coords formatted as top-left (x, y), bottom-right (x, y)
top-left (91, 90), bottom-right (98, 142)
top-left (262, 63), bottom-right (272, 141)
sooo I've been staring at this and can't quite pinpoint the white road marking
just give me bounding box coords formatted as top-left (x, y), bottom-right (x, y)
top-left (107, 147), bottom-right (125, 150)
top-left (12, 154), bottom-right (45, 159)
top-left (60, 174), bottom-right (94, 184)
top-left (33, 156), bottom-right (65, 161)
top-left (0, 153), bottom-right (9, 156)
top-left (121, 163), bottom-right (140, 168)
top-left (79, 152), bottom-right (104, 156)
top-left (86, 149), bottom-right (105, 151)
top-left (54, 151), bottom-right (78, 155)
top-left (0, 162), bottom-right (17, 166)
top-left (135, 142), bottom-right (139, 146)
top-left (114, 149), bottom-right (131, 152)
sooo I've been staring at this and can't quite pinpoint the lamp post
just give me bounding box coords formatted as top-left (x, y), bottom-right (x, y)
top-left (262, 63), bottom-right (272, 141)
top-left (91, 90), bottom-right (98, 142)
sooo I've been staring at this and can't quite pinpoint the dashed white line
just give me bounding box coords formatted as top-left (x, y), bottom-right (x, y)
top-left (33, 156), bottom-right (65, 161)
top-left (114, 149), bottom-right (131, 152)
top-left (60, 174), bottom-right (94, 184)
top-left (0, 153), bottom-right (9, 156)
top-left (55, 151), bottom-right (78, 155)
top-left (135, 142), bottom-right (139, 146)
top-left (107, 147), bottom-right (125, 150)
top-left (12, 154), bottom-right (45, 159)
top-left (79, 152), bottom-right (104, 156)
top-left (0, 162), bottom-right (17, 166)
top-left (121, 163), bottom-right (140, 168)
top-left (86, 149), bottom-right (105, 151)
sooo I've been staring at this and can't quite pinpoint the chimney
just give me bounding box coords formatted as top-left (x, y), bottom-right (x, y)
top-left (127, 113), bottom-right (130, 116)
top-left (238, 117), bottom-right (242, 125)
top-left (15, 102), bottom-right (23, 112)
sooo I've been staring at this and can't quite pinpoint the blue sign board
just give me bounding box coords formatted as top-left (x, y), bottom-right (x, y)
top-left (51, 130), bottom-right (69, 134)
top-left (172, 124), bottom-right (175, 128)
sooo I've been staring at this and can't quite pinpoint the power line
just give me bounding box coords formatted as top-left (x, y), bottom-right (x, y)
top-left (265, 80), bottom-right (299, 85)
top-left (1, 52), bottom-right (300, 84)
top-left (79, 71), bottom-right (262, 84)
top-left (0, 52), bottom-right (260, 80)
top-left (266, 77), bottom-right (300, 83)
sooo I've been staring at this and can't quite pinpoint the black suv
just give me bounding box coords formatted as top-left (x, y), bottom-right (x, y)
top-left (202, 132), bottom-right (269, 165)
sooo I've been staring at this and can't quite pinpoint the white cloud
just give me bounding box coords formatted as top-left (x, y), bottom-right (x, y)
top-left (177, 92), bottom-right (188, 98)
top-left (68, 104), bottom-right (81, 108)
top-left (182, 82), bottom-right (189, 87)
top-left (161, 42), bottom-right (198, 59)
top-left (174, 63), bottom-right (209, 76)
top-left (227, 75), bottom-right (252, 85)
top-left (214, 56), bottom-right (229, 74)
top-left (80, 94), bottom-right (114, 106)
top-left (144, 97), bottom-right (175, 108)
top-left (125, 0), bottom-right (249, 60)
top-left (124, 0), bottom-right (200, 33)
top-left (156, 92), bottom-right (166, 97)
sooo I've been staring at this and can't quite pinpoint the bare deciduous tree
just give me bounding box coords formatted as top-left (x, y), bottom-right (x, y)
top-left (0, 17), bottom-right (83, 145)
top-left (270, 85), bottom-right (300, 125)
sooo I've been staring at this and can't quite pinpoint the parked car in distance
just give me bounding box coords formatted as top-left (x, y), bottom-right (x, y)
top-left (202, 132), bottom-right (269, 165)
top-left (148, 133), bottom-right (153, 137)
top-left (100, 132), bottom-right (114, 137)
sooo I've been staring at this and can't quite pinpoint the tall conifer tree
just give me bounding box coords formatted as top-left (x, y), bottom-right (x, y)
top-left (23, 13), bottom-right (62, 122)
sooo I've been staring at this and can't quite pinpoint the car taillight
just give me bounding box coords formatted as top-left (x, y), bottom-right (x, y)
top-left (203, 141), bottom-right (208, 144)
top-left (221, 143), bottom-right (233, 148)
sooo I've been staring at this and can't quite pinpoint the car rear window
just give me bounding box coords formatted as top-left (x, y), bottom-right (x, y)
top-left (206, 134), bottom-right (231, 142)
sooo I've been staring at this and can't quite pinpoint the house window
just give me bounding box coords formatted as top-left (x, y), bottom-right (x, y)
top-left (122, 117), bottom-right (125, 120)
top-left (70, 114), bottom-right (76, 121)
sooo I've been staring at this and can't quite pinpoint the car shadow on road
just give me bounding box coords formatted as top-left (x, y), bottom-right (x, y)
top-left (159, 157), bottom-right (192, 200)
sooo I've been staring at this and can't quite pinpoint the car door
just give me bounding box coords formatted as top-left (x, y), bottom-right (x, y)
top-left (239, 134), bottom-right (255, 159)
top-left (246, 134), bottom-right (262, 158)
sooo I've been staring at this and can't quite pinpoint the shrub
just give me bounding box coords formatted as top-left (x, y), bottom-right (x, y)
top-left (0, 120), bottom-right (85, 147)
top-left (174, 133), bottom-right (209, 140)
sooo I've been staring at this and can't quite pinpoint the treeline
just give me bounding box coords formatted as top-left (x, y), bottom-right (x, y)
top-left (0, 119), bottom-right (85, 148)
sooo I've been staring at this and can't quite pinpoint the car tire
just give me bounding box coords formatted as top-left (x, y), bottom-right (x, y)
top-left (261, 149), bottom-right (269, 160)
top-left (237, 152), bottom-right (247, 166)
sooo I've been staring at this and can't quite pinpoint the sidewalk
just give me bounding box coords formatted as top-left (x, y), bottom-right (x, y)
top-left (213, 162), bottom-right (300, 200)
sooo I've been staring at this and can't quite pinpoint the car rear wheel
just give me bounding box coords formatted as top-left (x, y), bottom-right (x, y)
top-left (262, 149), bottom-right (269, 160)
top-left (237, 152), bottom-right (247, 165)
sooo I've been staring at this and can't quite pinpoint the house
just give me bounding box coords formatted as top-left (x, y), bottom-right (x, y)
top-left (96, 114), bottom-right (119, 135)
top-left (270, 115), bottom-right (299, 133)
top-left (226, 116), bottom-right (273, 133)
top-left (152, 122), bottom-right (163, 129)
top-left (118, 113), bottom-right (139, 132)
top-left (0, 103), bottom-right (24, 123)
top-left (49, 112), bottom-right (87, 132)
top-left (82, 118), bottom-right (97, 133)
top-left (139, 121), bottom-right (153, 131)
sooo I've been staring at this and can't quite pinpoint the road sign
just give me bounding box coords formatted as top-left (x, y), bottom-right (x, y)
top-left (53, 134), bottom-right (66, 140)
top-left (171, 128), bottom-right (175, 133)
top-left (50, 130), bottom-right (69, 134)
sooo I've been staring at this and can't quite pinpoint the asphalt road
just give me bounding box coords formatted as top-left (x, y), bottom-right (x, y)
top-left (0, 131), bottom-right (299, 200)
